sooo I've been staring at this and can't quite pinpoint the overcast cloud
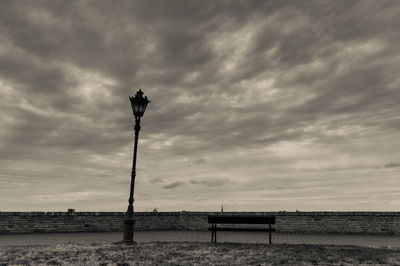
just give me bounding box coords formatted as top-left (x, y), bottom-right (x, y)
top-left (0, 0), bottom-right (399, 211)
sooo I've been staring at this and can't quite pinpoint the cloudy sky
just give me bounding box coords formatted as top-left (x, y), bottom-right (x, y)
top-left (0, 0), bottom-right (399, 212)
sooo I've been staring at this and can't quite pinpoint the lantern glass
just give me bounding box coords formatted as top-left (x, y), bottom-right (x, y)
top-left (142, 102), bottom-right (148, 113)
top-left (130, 89), bottom-right (150, 118)
top-left (134, 101), bottom-right (139, 113)
top-left (138, 102), bottom-right (144, 113)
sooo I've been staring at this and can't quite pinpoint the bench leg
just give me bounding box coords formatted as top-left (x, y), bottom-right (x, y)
top-left (212, 230), bottom-right (217, 243)
top-left (269, 224), bottom-right (272, 244)
top-left (211, 224), bottom-right (217, 243)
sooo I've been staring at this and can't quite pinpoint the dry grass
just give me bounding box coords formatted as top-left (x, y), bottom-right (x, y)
top-left (0, 242), bottom-right (399, 265)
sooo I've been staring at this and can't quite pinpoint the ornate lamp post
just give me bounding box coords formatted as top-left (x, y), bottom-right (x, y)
top-left (123, 89), bottom-right (150, 244)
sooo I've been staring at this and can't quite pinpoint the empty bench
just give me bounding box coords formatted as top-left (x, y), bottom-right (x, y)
top-left (208, 215), bottom-right (276, 244)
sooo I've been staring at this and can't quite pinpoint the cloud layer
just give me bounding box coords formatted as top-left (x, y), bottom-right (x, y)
top-left (0, 0), bottom-right (399, 211)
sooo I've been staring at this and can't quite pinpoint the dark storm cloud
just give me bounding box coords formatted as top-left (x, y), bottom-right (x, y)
top-left (0, 48), bottom-right (75, 95)
top-left (190, 178), bottom-right (231, 187)
top-left (385, 162), bottom-right (400, 168)
top-left (2, 1), bottom-right (399, 156)
top-left (163, 181), bottom-right (185, 189)
top-left (150, 178), bottom-right (164, 183)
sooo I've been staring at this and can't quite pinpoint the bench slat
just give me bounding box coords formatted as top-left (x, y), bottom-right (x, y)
top-left (208, 215), bottom-right (275, 224)
top-left (208, 227), bottom-right (276, 232)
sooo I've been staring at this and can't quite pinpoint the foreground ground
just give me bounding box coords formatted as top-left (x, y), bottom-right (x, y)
top-left (1, 231), bottom-right (400, 248)
top-left (0, 242), bottom-right (399, 265)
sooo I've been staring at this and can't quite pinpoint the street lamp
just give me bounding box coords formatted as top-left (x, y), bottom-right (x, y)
top-left (123, 89), bottom-right (150, 244)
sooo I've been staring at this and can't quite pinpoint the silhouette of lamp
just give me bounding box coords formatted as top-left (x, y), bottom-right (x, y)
top-left (123, 89), bottom-right (150, 244)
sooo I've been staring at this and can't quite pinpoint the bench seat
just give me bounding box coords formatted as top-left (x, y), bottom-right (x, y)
top-left (208, 215), bottom-right (276, 244)
top-left (207, 227), bottom-right (276, 232)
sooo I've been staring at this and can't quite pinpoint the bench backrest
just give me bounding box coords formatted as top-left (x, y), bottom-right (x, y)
top-left (208, 215), bottom-right (275, 224)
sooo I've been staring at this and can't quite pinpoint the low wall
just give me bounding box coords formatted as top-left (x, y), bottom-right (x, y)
top-left (0, 211), bottom-right (399, 235)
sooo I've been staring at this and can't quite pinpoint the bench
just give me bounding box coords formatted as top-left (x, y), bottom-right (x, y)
top-left (208, 215), bottom-right (276, 244)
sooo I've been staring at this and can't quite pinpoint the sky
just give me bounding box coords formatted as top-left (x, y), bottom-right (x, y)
top-left (0, 0), bottom-right (399, 212)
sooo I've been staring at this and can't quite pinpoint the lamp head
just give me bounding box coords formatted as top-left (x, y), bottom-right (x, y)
top-left (129, 89), bottom-right (150, 118)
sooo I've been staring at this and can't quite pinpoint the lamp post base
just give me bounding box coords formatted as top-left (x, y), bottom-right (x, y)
top-left (123, 218), bottom-right (136, 244)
